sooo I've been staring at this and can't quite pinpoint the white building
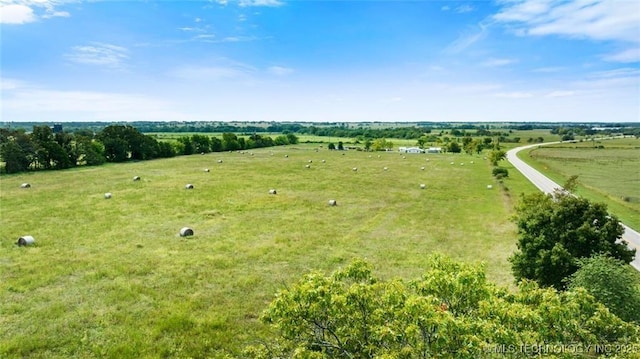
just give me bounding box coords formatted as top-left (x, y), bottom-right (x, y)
top-left (398, 147), bottom-right (424, 154)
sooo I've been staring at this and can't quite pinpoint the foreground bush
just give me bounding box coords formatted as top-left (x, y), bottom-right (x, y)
top-left (245, 255), bottom-right (640, 358)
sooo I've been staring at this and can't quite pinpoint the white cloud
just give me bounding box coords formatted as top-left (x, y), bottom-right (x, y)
top-left (603, 47), bottom-right (640, 63)
top-left (532, 66), bottom-right (565, 73)
top-left (455, 5), bottom-right (475, 13)
top-left (444, 21), bottom-right (491, 54)
top-left (494, 91), bottom-right (534, 98)
top-left (267, 66), bottom-right (293, 76)
top-left (238, 0), bottom-right (283, 7)
top-left (65, 43), bottom-right (129, 68)
top-left (494, 0), bottom-right (640, 43)
top-left (0, 4), bottom-right (36, 24)
top-left (169, 63), bottom-right (256, 81)
top-left (0, 0), bottom-right (70, 24)
top-left (482, 58), bottom-right (518, 67)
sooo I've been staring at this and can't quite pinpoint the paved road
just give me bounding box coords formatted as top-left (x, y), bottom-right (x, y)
top-left (507, 143), bottom-right (640, 271)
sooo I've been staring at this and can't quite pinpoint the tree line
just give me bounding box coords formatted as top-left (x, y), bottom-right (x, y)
top-left (0, 125), bottom-right (298, 174)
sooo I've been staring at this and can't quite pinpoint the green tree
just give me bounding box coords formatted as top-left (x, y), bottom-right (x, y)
top-left (222, 132), bottom-right (240, 151)
top-left (327, 142), bottom-right (336, 150)
top-left (191, 134), bottom-right (211, 153)
top-left (567, 255), bottom-right (640, 323)
top-left (337, 141), bottom-right (344, 150)
top-left (510, 190), bottom-right (635, 289)
top-left (488, 149), bottom-right (506, 166)
top-left (210, 137), bottom-right (223, 152)
top-left (286, 133), bottom-right (299, 145)
top-left (446, 141), bottom-right (461, 153)
top-left (247, 256), bottom-right (640, 357)
top-left (0, 141), bottom-right (30, 173)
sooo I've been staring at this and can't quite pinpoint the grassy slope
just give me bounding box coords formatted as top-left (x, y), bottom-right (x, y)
top-left (0, 144), bottom-right (529, 357)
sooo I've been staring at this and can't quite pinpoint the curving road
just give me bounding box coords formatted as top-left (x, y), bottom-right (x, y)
top-left (507, 143), bottom-right (640, 271)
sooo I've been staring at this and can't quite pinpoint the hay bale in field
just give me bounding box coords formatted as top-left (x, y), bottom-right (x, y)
top-left (284, 155), bottom-right (289, 158)
top-left (185, 184), bottom-right (194, 189)
top-left (20, 183), bottom-right (31, 188)
top-left (17, 235), bottom-right (35, 246)
top-left (383, 167), bottom-right (388, 171)
top-left (269, 189), bottom-right (277, 195)
top-left (321, 160), bottom-right (326, 163)
top-left (204, 168), bottom-right (210, 172)
top-left (378, 155), bottom-right (381, 158)
top-left (421, 166), bottom-right (425, 170)
top-left (201, 152), bottom-right (205, 155)
top-left (352, 167), bottom-right (357, 172)
top-left (308, 160), bottom-right (313, 163)
top-left (487, 185), bottom-right (493, 189)
top-left (217, 160), bottom-right (223, 163)
top-left (104, 192), bottom-right (112, 199)
top-left (470, 161), bottom-right (474, 164)
top-left (460, 163), bottom-right (464, 166)
top-left (450, 162), bottom-right (455, 165)
top-left (328, 199), bottom-right (337, 206)
top-left (305, 164), bottom-right (311, 168)
top-left (133, 176), bottom-right (141, 181)
top-left (402, 156), bottom-right (406, 159)
top-left (180, 227), bottom-right (194, 237)
top-left (420, 184), bottom-right (426, 189)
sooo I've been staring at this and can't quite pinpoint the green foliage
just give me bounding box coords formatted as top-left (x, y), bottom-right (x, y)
top-left (488, 149), bottom-right (506, 166)
top-left (371, 138), bottom-right (393, 151)
top-left (567, 255), bottom-right (640, 324)
top-left (327, 142), bottom-right (336, 150)
top-left (249, 256), bottom-right (640, 357)
top-left (492, 167), bottom-right (509, 179)
top-left (509, 190), bottom-right (635, 289)
top-left (446, 141), bottom-right (461, 153)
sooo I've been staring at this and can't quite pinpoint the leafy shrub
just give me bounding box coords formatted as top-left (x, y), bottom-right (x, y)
top-left (492, 167), bottom-right (509, 178)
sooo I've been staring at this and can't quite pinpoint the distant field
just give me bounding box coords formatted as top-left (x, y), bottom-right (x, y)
top-left (0, 144), bottom-right (536, 357)
top-left (520, 137), bottom-right (640, 230)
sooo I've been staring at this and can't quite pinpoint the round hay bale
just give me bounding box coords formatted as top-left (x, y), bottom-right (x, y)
top-left (269, 189), bottom-right (277, 195)
top-left (460, 163), bottom-right (464, 166)
top-left (284, 155), bottom-right (289, 158)
top-left (378, 155), bottom-right (381, 158)
top-left (180, 227), bottom-right (194, 237)
top-left (425, 158), bottom-right (429, 161)
top-left (305, 164), bottom-right (311, 168)
top-left (201, 152), bottom-right (205, 155)
top-left (487, 185), bottom-right (493, 189)
top-left (420, 184), bottom-right (426, 189)
top-left (470, 161), bottom-right (474, 164)
top-left (217, 159), bottom-right (223, 163)
top-left (185, 184), bottom-right (194, 189)
top-left (321, 160), bottom-right (326, 163)
top-left (133, 176), bottom-right (141, 181)
top-left (352, 167), bottom-right (357, 172)
top-left (383, 167), bottom-right (388, 171)
top-left (402, 156), bottom-right (406, 159)
top-left (450, 162), bottom-right (455, 165)
top-left (17, 235), bottom-right (35, 246)
top-left (104, 192), bottom-right (112, 199)
top-left (20, 183), bottom-right (31, 188)
top-left (421, 166), bottom-right (425, 170)
top-left (308, 160), bottom-right (313, 163)
top-left (328, 199), bottom-right (337, 206)
top-left (204, 168), bottom-right (210, 172)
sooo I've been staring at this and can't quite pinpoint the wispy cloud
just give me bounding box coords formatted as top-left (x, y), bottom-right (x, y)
top-left (532, 66), bottom-right (565, 73)
top-left (603, 48), bottom-right (640, 63)
top-left (238, 0), bottom-right (284, 7)
top-left (494, 0), bottom-right (640, 51)
top-left (65, 43), bottom-right (129, 68)
top-left (0, 0), bottom-right (69, 24)
top-left (169, 61), bottom-right (257, 81)
top-left (494, 91), bottom-right (534, 98)
top-left (444, 21), bottom-right (491, 54)
top-left (267, 66), bottom-right (294, 76)
top-left (482, 58), bottom-right (518, 67)
top-left (455, 4), bottom-right (475, 14)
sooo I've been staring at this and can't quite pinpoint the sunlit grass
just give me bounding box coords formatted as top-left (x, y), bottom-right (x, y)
top-left (1, 144), bottom-right (530, 357)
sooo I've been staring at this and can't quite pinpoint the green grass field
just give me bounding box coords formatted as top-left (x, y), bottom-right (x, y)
top-left (519, 137), bottom-right (640, 230)
top-left (0, 144), bottom-right (533, 357)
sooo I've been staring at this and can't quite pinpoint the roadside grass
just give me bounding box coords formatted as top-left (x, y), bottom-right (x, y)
top-left (519, 137), bottom-right (640, 230)
top-left (1, 144), bottom-right (527, 357)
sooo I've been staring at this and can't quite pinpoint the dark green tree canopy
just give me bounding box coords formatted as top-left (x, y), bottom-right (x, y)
top-left (510, 190), bottom-right (635, 289)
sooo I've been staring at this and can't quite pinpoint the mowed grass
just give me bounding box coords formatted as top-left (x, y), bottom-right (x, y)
top-left (1, 145), bottom-right (521, 357)
top-left (521, 137), bottom-right (640, 230)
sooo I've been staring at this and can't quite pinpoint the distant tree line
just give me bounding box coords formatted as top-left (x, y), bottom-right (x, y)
top-left (0, 125), bottom-right (298, 174)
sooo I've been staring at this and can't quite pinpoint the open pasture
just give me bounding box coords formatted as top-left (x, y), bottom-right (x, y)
top-left (1, 145), bottom-right (520, 357)
top-left (523, 137), bottom-right (640, 229)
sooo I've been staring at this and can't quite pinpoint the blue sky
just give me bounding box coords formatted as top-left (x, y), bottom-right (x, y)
top-left (1, 0), bottom-right (639, 122)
